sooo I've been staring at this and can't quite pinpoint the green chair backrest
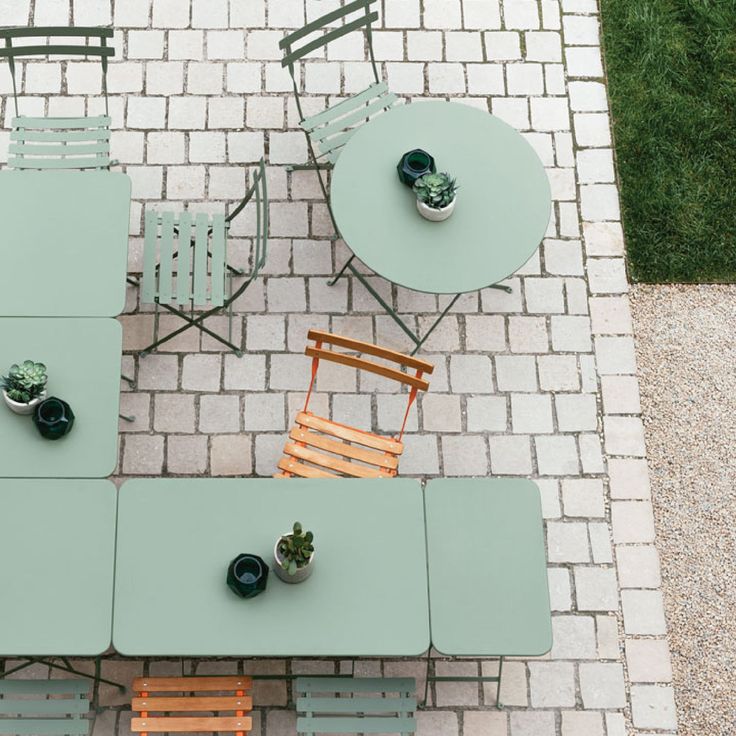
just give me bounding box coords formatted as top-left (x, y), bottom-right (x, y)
top-left (0, 679), bottom-right (90, 736)
top-left (295, 677), bottom-right (416, 736)
top-left (228, 157), bottom-right (269, 284)
top-left (0, 26), bottom-right (115, 115)
top-left (280, 0), bottom-right (380, 121)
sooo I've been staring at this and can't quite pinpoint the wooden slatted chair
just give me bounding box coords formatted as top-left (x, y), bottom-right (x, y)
top-left (137, 158), bottom-right (268, 357)
top-left (0, 27), bottom-right (114, 170)
top-left (0, 679), bottom-right (90, 736)
top-left (275, 330), bottom-right (433, 479)
top-left (280, 0), bottom-right (396, 225)
top-left (131, 676), bottom-right (253, 736)
top-left (296, 677), bottom-right (416, 736)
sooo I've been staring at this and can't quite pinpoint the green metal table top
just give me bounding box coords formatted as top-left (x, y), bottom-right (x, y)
top-left (424, 478), bottom-right (552, 656)
top-left (0, 318), bottom-right (122, 478)
top-left (114, 478), bottom-right (430, 657)
top-left (0, 171), bottom-right (131, 317)
top-left (0, 479), bottom-right (116, 656)
top-left (330, 101), bottom-right (551, 294)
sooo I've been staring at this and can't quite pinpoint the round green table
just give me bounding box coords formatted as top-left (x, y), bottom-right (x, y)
top-left (329, 101), bottom-right (551, 351)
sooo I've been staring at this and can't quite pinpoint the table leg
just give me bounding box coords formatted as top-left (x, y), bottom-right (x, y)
top-left (1, 656), bottom-right (125, 690)
top-left (329, 260), bottom-right (461, 355)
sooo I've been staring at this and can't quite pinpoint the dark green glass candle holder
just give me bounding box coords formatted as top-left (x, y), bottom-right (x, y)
top-left (227, 553), bottom-right (269, 599)
top-left (33, 397), bottom-right (75, 440)
top-left (397, 149), bottom-right (436, 187)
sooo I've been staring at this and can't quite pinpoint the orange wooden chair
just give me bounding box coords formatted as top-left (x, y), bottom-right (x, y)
top-left (275, 330), bottom-right (433, 478)
top-left (131, 676), bottom-right (253, 736)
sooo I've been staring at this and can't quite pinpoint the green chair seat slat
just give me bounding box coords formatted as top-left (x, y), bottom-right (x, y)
top-left (317, 129), bottom-right (357, 160)
top-left (11, 116), bottom-right (111, 130)
top-left (279, 0), bottom-right (374, 48)
top-left (0, 718), bottom-right (89, 736)
top-left (192, 214), bottom-right (210, 306)
top-left (296, 698), bottom-right (416, 714)
top-left (307, 92), bottom-right (396, 144)
top-left (0, 700), bottom-right (88, 716)
top-left (281, 11), bottom-right (378, 68)
top-left (296, 716), bottom-right (416, 734)
top-left (296, 678), bottom-right (416, 694)
top-left (0, 27), bottom-right (114, 40)
top-left (141, 210), bottom-right (160, 304)
top-left (209, 215), bottom-right (227, 308)
top-left (0, 45), bottom-right (114, 59)
top-left (8, 157), bottom-right (110, 169)
top-left (0, 683), bottom-right (88, 697)
top-left (158, 213), bottom-right (175, 305)
top-left (9, 143), bottom-right (110, 155)
top-left (176, 212), bottom-right (193, 305)
top-left (11, 129), bottom-right (111, 142)
top-left (301, 82), bottom-right (388, 131)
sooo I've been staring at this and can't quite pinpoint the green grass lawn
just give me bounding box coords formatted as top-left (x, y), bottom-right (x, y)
top-left (600, 0), bottom-right (736, 282)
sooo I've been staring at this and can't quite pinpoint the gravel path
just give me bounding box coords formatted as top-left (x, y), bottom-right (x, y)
top-left (630, 284), bottom-right (736, 736)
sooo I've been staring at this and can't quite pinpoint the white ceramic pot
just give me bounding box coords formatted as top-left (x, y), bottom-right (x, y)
top-left (273, 535), bottom-right (315, 584)
top-left (2, 389), bottom-right (46, 415)
top-left (416, 197), bottom-right (456, 222)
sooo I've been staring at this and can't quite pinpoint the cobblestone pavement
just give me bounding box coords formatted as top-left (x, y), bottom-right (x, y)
top-left (0, 1), bottom-right (678, 734)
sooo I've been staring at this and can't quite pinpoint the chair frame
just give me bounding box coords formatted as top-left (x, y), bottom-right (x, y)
top-left (0, 26), bottom-right (115, 171)
top-left (276, 330), bottom-right (433, 479)
top-left (138, 159), bottom-right (268, 357)
top-left (295, 676), bottom-right (416, 736)
top-left (0, 679), bottom-right (92, 736)
top-left (280, 0), bottom-right (395, 228)
top-left (131, 676), bottom-right (253, 736)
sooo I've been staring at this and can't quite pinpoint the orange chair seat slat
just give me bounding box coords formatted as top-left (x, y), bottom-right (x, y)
top-left (295, 412), bottom-right (403, 455)
top-left (131, 716), bottom-right (252, 733)
top-left (289, 427), bottom-right (399, 470)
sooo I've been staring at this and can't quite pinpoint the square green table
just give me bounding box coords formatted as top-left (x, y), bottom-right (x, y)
top-left (424, 478), bottom-right (552, 705)
top-left (114, 478), bottom-right (430, 657)
top-left (0, 171), bottom-right (131, 317)
top-left (0, 318), bottom-right (122, 478)
top-left (0, 479), bottom-right (117, 682)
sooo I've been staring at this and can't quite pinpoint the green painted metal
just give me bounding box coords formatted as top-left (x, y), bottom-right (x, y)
top-left (330, 101), bottom-right (551, 295)
top-left (192, 213), bottom-right (209, 305)
top-left (296, 698), bottom-right (416, 713)
top-left (0, 27), bottom-right (114, 117)
top-left (158, 212), bottom-right (175, 304)
top-left (0, 171), bottom-right (131, 317)
top-left (176, 211), bottom-right (193, 305)
top-left (0, 319), bottom-right (122, 478)
top-left (0, 700), bottom-right (88, 716)
top-left (0, 719), bottom-right (88, 736)
top-left (137, 159), bottom-right (268, 355)
top-left (296, 717), bottom-right (415, 734)
top-left (0, 479), bottom-right (116, 655)
top-left (8, 116), bottom-right (112, 170)
top-left (295, 676), bottom-right (416, 736)
top-left (113, 478), bottom-right (429, 656)
top-left (424, 478), bottom-right (552, 656)
top-left (302, 84), bottom-right (397, 164)
top-left (0, 682), bottom-right (88, 696)
top-left (209, 214), bottom-right (226, 306)
top-left (296, 678), bottom-right (415, 693)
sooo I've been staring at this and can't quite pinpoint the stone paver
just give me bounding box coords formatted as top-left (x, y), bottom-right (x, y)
top-left (0, 1), bottom-right (677, 734)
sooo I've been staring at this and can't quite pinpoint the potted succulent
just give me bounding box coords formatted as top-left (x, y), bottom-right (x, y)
top-left (273, 521), bottom-right (315, 584)
top-left (414, 172), bottom-right (459, 222)
top-left (1, 360), bottom-right (48, 415)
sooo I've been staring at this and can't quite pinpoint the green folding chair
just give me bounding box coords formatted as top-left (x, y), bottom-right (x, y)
top-left (0, 679), bottom-right (91, 736)
top-left (280, 0), bottom-right (396, 221)
top-left (295, 677), bottom-right (416, 736)
top-left (0, 26), bottom-right (114, 170)
top-left (137, 159), bottom-right (268, 357)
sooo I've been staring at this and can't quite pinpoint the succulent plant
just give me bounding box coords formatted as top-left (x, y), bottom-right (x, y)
top-left (413, 172), bottom-right (459, 209)
top-left (1, 360), bottom-right (47, 403)
top-left (276, 521), bottom-right (314, 576)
